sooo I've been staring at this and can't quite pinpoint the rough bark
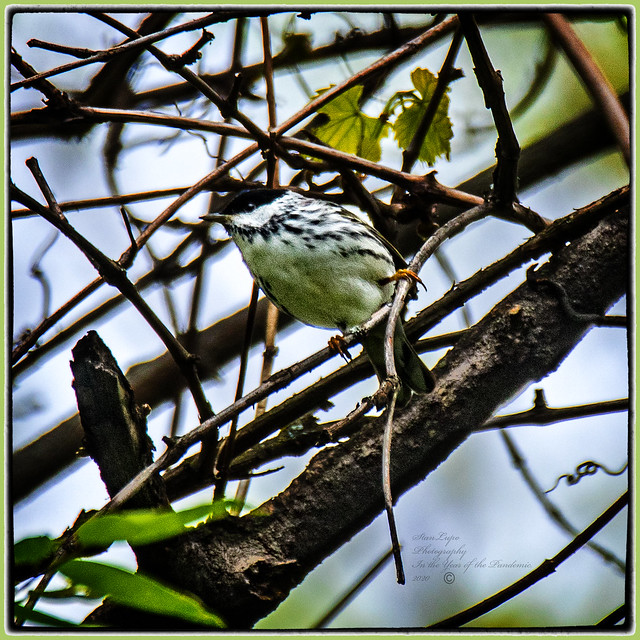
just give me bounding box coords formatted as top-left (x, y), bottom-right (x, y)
top-left (70, 331), bottom-right (169, 510)
top-left (87, 190), bottom-right (628, 628)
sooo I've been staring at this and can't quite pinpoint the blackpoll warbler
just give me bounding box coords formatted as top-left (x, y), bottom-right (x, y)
top-left (203, 189), bottom-right (435, 402)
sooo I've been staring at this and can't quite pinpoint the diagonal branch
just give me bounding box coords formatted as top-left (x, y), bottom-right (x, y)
top-left (430, 491), bottom-right (628, 628)
top-left (543, 12), bottom-right (630, 167)
top-left (13, 162), bottom-right (214, 423)
top-left (458, 13), bottom-right (520, 207)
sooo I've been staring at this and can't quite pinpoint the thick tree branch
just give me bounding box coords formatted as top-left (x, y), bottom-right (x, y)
top-left (14, 185), bottom-right (627, 504)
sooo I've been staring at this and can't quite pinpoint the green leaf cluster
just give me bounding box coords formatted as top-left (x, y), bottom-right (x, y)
top-left (58, 560), bottom-right (225, 628)
top-left (14, 502), bottom-right (232, 628)
top-left (310, 67), bottom-right (453, 165)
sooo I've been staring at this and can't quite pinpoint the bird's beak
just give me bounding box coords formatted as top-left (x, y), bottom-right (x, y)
top-left (201, 212), bottom-right (231, 227)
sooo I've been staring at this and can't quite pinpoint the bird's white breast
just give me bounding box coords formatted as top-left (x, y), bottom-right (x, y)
top-left (234, 220), bottom-right (396, 330)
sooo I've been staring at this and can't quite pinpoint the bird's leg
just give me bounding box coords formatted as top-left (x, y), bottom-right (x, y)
top-left (380, 268), bottom-right (426, 292)
top-left (328, 335), bottom-right (352, 362)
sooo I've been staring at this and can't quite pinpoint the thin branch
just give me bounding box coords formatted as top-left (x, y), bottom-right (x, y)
top-left (89, 13), bottom-right (273, 151)
top-left (480, 397), bottom-right (628, 430)
top-left (313, 548), bottom-right (394, 628)
top-left (411, 185), bottom-right (628, 337)
top-left (12, 186), bottom-right (192, 219)
top-left (13, 231), bottom-right (224, 377)
top-left (10, 48), bottom-right (72, 106)
top-left (102, 328), bottom-right (354, 512)
top-left (260, 15), bottom-right (279, 186)
top-left (500, 428), bottom-right (625, 573)
top-left (11, 277), bottom-right (103, 365)
top-left (28, 231), bottom-right (58, 325)
top-left (210, 284), bottom-right (260, 497)
top-left (10, 10), bottom-right (274, 91)
top-left (458, 13), bottom-right (520, 207)
top-left (510, 35), bottom-right (557, 120)
top-left (543, 12), bottom-right (630, 166)
top-left (430, 491), bottom-right (629, 628)
top-left (378, 202), bottom-right (492, 584)
top-left (596, 604), bottom-right (627, 627)
top-left (14, 164), bottom-right (214, 423)
top-left (381, 388), bottom-right (405, 584)
top-left (27, 38), bottom-right (100, 59)
top-left (11, 143), bottom-right (257, 366)
top-left (14, 102), bottom-right (489, 213)
top-left (400, 27), bottom-right (463, 174)
top-left (274, 15), bottom-right (459, 136)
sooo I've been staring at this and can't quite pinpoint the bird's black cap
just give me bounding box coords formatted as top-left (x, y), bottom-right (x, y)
top-left (222, 188), bottom-right (288, 215)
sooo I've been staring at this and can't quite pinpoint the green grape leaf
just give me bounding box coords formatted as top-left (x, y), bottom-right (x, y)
top-left (75, 502), bottom-right (229, 548)
top-left (14, 536), bottom-right (59, 567)
top-left (392, 67), bottom-right (453, 165)
top-left (313, 85), bottom-right (389, 162)
top-left (58, 559), bottom-right (225, 628)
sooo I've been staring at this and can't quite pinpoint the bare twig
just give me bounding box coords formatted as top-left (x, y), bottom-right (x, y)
top-left (15, 162), bottom-right (214, 423)
top-left (543, 12), bottom-right (630, 166)
top-left (10, 48), bottom-right (73, 106)
top-left (260, 15), bottom-right (279, 186)
top-left (381, 387), bottom-right (405, 584)
top-left (11, 142), bottom-right (257, 366)
top-left (210, 284), bottom-right (260, 497)
top-left (27, 38), bottom-right (99, 59)
top-left (232, 299), bottom-right (279, 515)
top-left (411, 185), bottom-right (628, 337)
top-left (430, 491), bottom-right (628, 628)
top-left (274, 15), bottom-right (459, 137)
top-left (458, 13), bottom-right (520, 207)
top-left (400, 27), bottom-right (463, 175)
top-left (90, 13), bottom-right (273, 151)
top-left (12, 185), bottom-right (192, 219)
top-left (480, 396), bottom-right (628, 430)
top-left (378, 201), bottom-right (491, 584)
top-left (28, 231), bottom-right (58, 325)
top-left (13, 231), bottom-right (224, 376)
top-left (10, 11), bottom-right (274, 91)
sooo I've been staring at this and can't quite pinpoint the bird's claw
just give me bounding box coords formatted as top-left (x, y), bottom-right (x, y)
top-left (381, 268), bottom-right (426, 292)
top-left (328, 335), bottom-right (352, 362)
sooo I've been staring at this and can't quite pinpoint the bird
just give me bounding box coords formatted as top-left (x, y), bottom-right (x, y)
top-left (203, 188), bottom-right (435, 403)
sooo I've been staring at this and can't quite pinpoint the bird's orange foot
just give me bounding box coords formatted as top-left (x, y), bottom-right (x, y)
top-left (328, 335), bottom-right (352, 362)
top-left (381, 268), bottom-right (426, 291)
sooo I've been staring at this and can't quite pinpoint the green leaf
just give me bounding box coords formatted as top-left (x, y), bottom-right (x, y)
top-left (13, 603), bottom-right (85, 628)
top-left (75, 502), bottom-right (228, 548)
top-left (14, 536), bottom-right (59, 567)
top-left (58, 559), bottom-right (225, 628)
top-left (313, 85), bottom-right (389, 162)
top-left (392, 67), bottom-right (453, 166)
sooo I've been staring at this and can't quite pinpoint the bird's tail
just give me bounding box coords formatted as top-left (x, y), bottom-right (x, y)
top-left (362, 321), bottom-right (435, 404)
